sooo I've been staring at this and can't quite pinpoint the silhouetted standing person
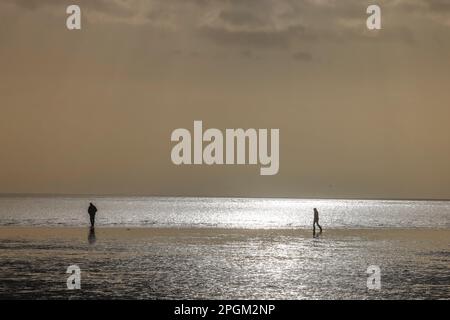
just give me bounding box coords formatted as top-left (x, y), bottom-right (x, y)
top-left (313, 208), bottom-right (322, 237)
top-left (88, 202), bottom-right (97, 228)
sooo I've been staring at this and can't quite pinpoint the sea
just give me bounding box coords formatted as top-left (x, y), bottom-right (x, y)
top-left (0, 196), bottom-right (448, 300)
top-left (0, 196), bottom-right (449, 228)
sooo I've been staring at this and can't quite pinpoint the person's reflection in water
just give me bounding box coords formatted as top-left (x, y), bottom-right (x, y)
top-left (88, 227), bottom-right (96, 245)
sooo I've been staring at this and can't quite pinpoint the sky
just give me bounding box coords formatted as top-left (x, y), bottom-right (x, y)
top-left (1, 0), bottom-right (450, 199)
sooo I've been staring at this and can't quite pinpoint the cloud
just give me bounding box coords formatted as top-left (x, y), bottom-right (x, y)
top-left (3, 0), bottom-right (140, 25)
top-left (195, 1), bottom-right (319, 48)
top-left (9, 0), bottom-right (131, 14)
top-left (199, 23), bottom-right (315, 48)
top-left (422, 0), bottom-right (450, 27)
top-left (292, 51), bottom-right (313, 61)
top-left (241, 49), bottom-right (252, 57)
top-left (381, 0), bottom-right (450, 27)
top-left (3, 0), bottom-right (448, 47)
top-left (426, 0), bottom-right (450, 12)
top-left (219, 10), bottom-right (265, 28)
top-left (7, 0), bottom-right (57, 10)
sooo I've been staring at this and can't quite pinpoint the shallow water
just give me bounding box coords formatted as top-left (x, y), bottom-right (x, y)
top-left (0, 229), bottom-right (448, 299)
top-left (0, 196), bottom-right (449, 228)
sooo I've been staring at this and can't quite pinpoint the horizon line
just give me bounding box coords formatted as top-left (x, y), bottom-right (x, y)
top-left (0, 193), bottom-right (449, 202)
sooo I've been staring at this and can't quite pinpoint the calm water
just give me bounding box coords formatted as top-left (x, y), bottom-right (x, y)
top-left (0, 197), bottom-right (449, 299)
top-left (0, 196), bottom-right (449, 228)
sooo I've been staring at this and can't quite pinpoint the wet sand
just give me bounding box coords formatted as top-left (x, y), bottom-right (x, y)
top-left (0, 227), bottom-right (449, 299)
top-left (1, 226), bottom-right (449, 241)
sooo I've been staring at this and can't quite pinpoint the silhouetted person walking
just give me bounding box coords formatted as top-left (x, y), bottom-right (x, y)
top-left (88, 202), bottom-right (97, 228)
top-left (313, 208), bottom-right (322, 237)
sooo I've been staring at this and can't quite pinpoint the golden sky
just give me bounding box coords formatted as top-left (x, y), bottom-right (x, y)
top-left (1, 0), bottom-right (450, 199)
